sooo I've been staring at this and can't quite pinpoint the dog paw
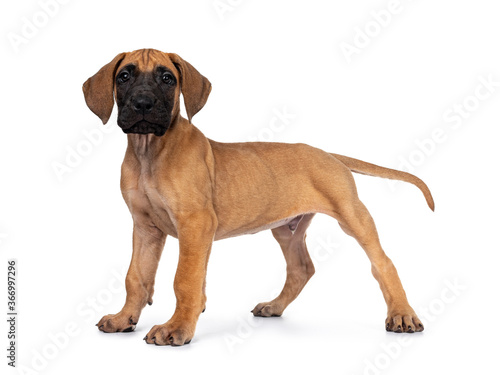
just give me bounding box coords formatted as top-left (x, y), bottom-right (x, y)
top-left (97, 312), bottom-right (138, 333)
top-left (385, 310), bottom-right (424, 333)
top-left (144, 320), bottom-right (194, 346)
top-left (251, 302), bottom-right (283, 317)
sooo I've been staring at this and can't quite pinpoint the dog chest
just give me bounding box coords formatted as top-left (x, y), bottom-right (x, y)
top-left (122, 174), bottom-right (179, 238)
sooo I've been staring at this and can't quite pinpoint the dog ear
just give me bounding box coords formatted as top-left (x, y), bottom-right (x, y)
top-left (168, 53), bottom-right (212, 123)
top-left (82, 53), bottom-right (127, 124)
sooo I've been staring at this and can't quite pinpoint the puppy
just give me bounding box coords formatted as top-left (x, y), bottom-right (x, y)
top-left (83, 49), bottom-right (433, 346)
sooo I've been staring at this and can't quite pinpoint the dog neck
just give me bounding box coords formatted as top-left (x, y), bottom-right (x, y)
top-left (126, 114), bottom-right (189, 167)
top-left (127, 133), bottom-right (164, 158)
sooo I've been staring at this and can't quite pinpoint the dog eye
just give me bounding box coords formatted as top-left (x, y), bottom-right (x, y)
top-left (117, 71), bottom-right (130, 83)
top-left (162, 73), bottom-right (174, 84)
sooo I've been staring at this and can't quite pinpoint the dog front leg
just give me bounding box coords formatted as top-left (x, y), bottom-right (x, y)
top-left (97, 224), bottom-right (166, 333)
top-left (144, 210), bottom-right (217, 346)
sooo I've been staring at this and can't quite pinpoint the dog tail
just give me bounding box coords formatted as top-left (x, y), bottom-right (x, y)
top-left (331, 153), bottom-right (435, 211)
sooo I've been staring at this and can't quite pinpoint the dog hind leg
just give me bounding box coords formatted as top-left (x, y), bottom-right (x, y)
top-left (252, 214), bottom-right (316, 317)
top-left (336, 198), bottom-right (424, 333)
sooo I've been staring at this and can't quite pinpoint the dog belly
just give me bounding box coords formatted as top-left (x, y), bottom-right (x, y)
top-left (214, 214), bottom-right (308, 240)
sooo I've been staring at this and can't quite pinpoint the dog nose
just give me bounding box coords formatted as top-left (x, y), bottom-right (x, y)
top-left (133, 95), bottom-right (154, 114)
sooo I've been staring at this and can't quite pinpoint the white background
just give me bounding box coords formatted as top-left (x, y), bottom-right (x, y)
top-left (1, 0), bottom-right (499, 374)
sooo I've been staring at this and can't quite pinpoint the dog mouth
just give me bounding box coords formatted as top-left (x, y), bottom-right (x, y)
top-left (121, 120), bottom-right (168, 137)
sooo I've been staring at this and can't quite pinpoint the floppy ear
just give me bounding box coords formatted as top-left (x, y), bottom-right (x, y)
top-left (82, 53), bottom-right (126, 124)
top-left (168, 53), bottom-right (212, 123)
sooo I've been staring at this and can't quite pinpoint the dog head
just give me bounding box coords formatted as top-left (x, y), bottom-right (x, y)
top-left (83, 49), bottom-right (211, 136)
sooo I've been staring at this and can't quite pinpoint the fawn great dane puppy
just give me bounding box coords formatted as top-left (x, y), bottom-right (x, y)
top-left (83, 49), bottom-right (434, 346)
